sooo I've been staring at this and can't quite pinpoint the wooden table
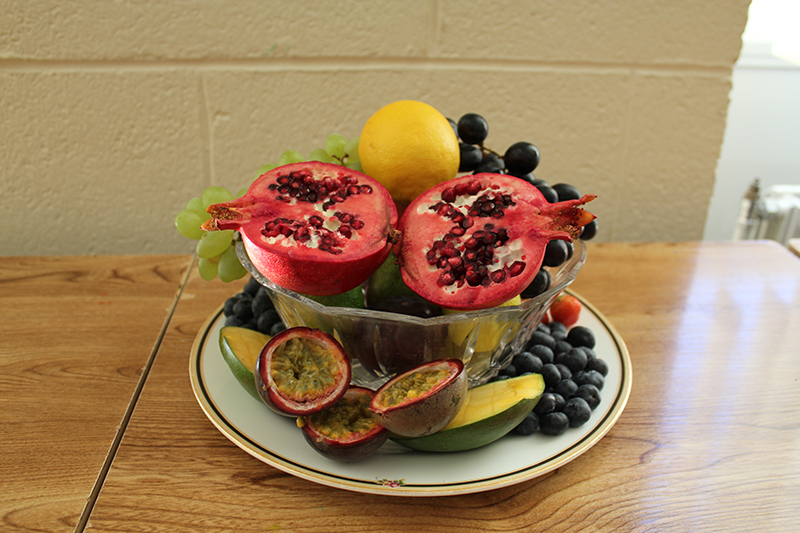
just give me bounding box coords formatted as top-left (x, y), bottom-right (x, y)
top-left (3, 241), bottom-right (799, 532)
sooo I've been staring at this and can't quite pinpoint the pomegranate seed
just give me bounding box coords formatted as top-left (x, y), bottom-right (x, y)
top-left (466, 272), bottom-right (482, 287)
top-left (454, 182), bottom-right (470, 196)
top-left (508, 261), bottom-right (526, 277)
top-left (438, 272), bottom-right (455, 287)
top-left (441, 187), bottom-right (456, 203)
top-left (490, 270), bottom-right (506, 283)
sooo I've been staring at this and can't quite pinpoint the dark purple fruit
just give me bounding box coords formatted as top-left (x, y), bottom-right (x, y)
top-left (299, 387), bottom-right (389, 462)
top-left (574, 384), bottom-right (601, 410)
top-left (567, 326), bottom-right (596, 348)
top-left (563, 397), bottom-right (592, 427)
top-left (503, 142), bottom-right (540, 175)
top-left (540, 412), bottom-right (569, 435)
top-left (457, 113), bottom-right (489, 145)
top-left (255, 327), bottom-right (351, 417)
top-left (370, 359), bottom-right (467, 438)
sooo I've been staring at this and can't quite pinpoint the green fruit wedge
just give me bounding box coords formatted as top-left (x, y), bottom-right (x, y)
top-left (390, 373), bottom-right (545, 452)
top-left (303, 285), bottom-right (365, 309)
top-left (219, 326), bottom-right (271, 400)
top-left (365, 251), bottom-right (416, 307)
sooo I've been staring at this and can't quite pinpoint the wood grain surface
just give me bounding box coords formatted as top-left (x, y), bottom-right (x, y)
top-left (18, 242), bottom-right (800, 532)
top-left (0, 255), bottom-right (191, 533)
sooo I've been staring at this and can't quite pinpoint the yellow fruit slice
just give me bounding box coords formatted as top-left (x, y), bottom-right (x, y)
top-left (390, 373), bottom-right (545, 452)
top-left (219, 326), bottom-right (270, 400)
top-left (444, 295), bottom-right (522, 352)
top-left (358, 100), bottom-right (459, 204)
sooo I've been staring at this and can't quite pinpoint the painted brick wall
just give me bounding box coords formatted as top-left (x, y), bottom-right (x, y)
top-left (0, 0), bottom-right (750, 255)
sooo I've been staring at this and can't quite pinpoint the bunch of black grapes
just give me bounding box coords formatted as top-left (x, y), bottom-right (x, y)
top-left (449, 112), bottom-right (598, 243)
top-left (448, 113), bottom-right (598, 300)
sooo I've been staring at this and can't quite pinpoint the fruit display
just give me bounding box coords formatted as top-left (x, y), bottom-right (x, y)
top-left (180, 99), bottom-right (609, 461)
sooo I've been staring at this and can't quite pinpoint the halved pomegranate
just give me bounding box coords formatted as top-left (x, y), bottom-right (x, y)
top-left (254, 327), bottom-right (351, 417)
top-left (370, 359), bottom-right (467, 438)
top-left (202, 162), bottom-right (398, 296)
top-left (298, 386), bottom-right (389, 463)
top-left (395, 174), bottom-right (595, 310)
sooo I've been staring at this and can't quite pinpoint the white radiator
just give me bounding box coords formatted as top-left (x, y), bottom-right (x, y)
top-left (733, 182), bottom-right (800, 245)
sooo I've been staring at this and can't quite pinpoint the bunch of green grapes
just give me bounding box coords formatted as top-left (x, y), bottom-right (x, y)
top-left (174, 186), bottom-right (248, 282)
top-left (253, 133), bottom-right (361, 176)
top-left (174, 134), bottom-right (360, 283)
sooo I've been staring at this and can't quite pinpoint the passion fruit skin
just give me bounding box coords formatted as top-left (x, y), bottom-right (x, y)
top-left (299, 387), bottom-right (389, 463)
top-left (254, 327), bottom-right (351, 417)
top-left (370, 359), bottom-right (467, 438)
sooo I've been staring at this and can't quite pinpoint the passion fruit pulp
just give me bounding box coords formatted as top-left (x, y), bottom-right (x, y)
top-left (298, 386), bottom-right (389, 463)
top-left (254, 327), bottom-right (351, 417)
top-left (369, 359), bottom-right (467, 438)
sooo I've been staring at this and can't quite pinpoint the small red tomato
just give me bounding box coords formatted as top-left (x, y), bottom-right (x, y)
top-left (548, 294), bottom-right (582, 327)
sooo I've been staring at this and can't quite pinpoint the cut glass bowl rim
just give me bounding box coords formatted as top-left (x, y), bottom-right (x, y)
top-left (234, 236), bottom-right (587, 323)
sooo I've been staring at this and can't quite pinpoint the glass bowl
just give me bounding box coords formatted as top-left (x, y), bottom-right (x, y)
top-left (236, 239), bottom-right (586, 389)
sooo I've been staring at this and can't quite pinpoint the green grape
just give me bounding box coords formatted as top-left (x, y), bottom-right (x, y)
top-left (197, 256), bottom-right (219, 281)
top-left (236, 186), bottom-right (248, 198)
top-left (308, 148), bottom-right (334, 163)
top-left (324, 134), bottom-right (348, 159)
top-left (186, 196), bottom-right (205, 213)
top-left (175, 209), bottom-right (206, 240)
top-left (218, 245), bottom-right (247, 282)
top-left (196, 230), bottom-right (234, 259)
top-left (255, 163), bottom-right (278, 178)
top-left (346, 159), bottom-right (363, 172)
top-left (344, 136), bottom-right (360, 163)
top-left (201, 186), bottom-right (234, 208)
top-left (278, 150), bottom-right (305, 166)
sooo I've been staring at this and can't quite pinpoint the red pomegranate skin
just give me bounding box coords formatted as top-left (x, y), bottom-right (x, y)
top-left (203, 162), bottom-right (398, 296)
top-left (395, 174), bottom-right (595, 310)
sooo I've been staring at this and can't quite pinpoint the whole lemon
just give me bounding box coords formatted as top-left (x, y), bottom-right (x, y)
top-left (359, 100), bottom-right (460, 204)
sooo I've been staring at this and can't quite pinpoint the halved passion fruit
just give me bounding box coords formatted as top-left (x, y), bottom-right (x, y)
top-left (254, 327), bottom-right (351, 417)
top-left (298, 386), bottom-right (389, 463)
top-left (369, 359), bottom-right (467, 438)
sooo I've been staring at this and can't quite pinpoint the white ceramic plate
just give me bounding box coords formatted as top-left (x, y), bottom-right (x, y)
top-left (190, 291), bottom-right (631, 497)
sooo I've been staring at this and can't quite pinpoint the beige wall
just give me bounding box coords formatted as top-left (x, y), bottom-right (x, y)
top-left (1, 1), bottom-right (750, 256)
